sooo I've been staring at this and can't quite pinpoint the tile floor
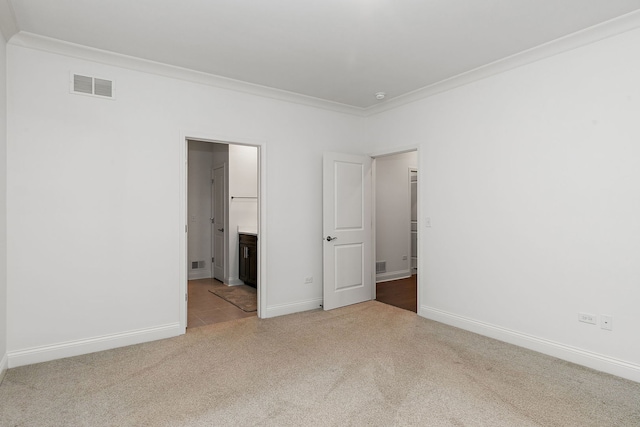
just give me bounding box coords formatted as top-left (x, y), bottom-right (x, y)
top-left (187, 278), bottom-right (256, 328)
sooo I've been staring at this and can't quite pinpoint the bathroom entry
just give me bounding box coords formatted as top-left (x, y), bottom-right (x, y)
top-left (187, 140), bottom-right (259, 327)
top-left (187, 141), bottom-right (258, 284)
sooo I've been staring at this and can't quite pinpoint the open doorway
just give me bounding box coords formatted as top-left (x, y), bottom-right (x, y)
top-left (374, 151), bottom-right (418, 312)
top-left (186, 140), bottom-right (259, 328)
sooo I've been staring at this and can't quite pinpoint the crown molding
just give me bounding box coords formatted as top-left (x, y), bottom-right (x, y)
top-left (8, 8), bottom-right (640, 119)
top-left (9, 31), bottom-right (366, 117)
top-left (365, 9), bottom-right (640, 117)
top-left (0, 0), bottom-right (19, 41)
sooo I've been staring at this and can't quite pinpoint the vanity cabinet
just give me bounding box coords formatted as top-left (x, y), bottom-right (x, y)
top-left (239, 233), bottom-right (258, 287)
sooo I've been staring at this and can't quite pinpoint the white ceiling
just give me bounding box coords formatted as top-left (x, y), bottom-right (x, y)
top-left (5, 0), bottom-right (640, 108)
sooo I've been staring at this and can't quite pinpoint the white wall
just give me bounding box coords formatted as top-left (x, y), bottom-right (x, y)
top-left (6, 42), bottom-right (363, 366)
top-left (187, 141), bottom-right (215, 280)
top-left (375, 151), bottom-right (417, 281)
top-left (228, 144), bottom-right (258, 285)
top-left (365, 27), bottom-right (640, 380)
top-left (0, 31), bottom-right (7, 380)
top-left (8, 24), bottom-right (640, 382)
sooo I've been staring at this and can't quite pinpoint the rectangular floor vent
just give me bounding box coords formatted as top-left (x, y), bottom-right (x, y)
top-left (376, 261), bottom-right (386, 274)
top-left (71, 73), bottom-right (115, 99)
top-left (191, 261), bottom-right (205, 269)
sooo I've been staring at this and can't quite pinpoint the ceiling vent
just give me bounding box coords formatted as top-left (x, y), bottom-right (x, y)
top-left (71, 73), bottom-right (115, 99)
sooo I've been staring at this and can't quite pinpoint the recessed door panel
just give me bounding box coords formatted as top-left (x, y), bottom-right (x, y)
top-left (334, 243), bottom-right (364, 291)
top-left (334, 161), bottom-right (363, 230)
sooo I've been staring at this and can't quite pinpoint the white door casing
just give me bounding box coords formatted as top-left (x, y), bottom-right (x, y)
top-left (213, 164), bottom-right (226, 282)
top-left (323, 152), bottom-right (373, 310)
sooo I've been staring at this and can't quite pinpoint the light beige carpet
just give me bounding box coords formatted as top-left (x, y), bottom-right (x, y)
top-left (1, 301), bottom-right (639, 426)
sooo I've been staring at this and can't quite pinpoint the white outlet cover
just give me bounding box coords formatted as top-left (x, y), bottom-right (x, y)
top-left (601, 315), bottom-right (613, 331)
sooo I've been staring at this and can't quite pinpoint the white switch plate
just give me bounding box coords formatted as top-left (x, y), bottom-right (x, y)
top-left (578, 312), bottom-right (597, 324)
top-left (601, 315), bottom-right (613, 331)
top-left (425, 217), bottom-right (431, 228)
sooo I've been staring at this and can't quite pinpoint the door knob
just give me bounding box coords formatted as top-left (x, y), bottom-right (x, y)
top-left (326, 236), bottom-right (337, 242)
top-left (218, 228), bottom-right (224, 232)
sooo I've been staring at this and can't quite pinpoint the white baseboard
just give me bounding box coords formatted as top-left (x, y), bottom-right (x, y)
top-left (8, 323), bottom-right (182, 368)
top-left (376, 270), bottom-right (411, 283)
top-left (264, 298), bottom-right (323, 318)
top-left (188, 270), bottom-right (212, 280)
top-left (0, 352), bottom-right (7, 384)
top-left (227, 277), bottom-right (244, 286)
top-left (419, 305), bottom-right (640, 383)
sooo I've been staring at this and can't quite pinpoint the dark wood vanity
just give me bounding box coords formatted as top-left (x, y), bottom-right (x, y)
top-left (238, 233), bottom-right (258, 287)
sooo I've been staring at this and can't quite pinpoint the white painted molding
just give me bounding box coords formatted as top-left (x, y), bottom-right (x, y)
top-left (8, 10), bottom-right (640, 118)
top-left (227, 277), bottom-right (244, 286)
top-left (0, 353), bottom-right (8, 384)
top-left (188, 270), bottom-right (213, 280)
top-left (264, 298), bottom-right (323, 318)
top-left (369, 145), bottom-right (420, 159)
top-left (8, 32), bottom-right (364, 117)
top-left (0, 0), bottom-right (19, 41)
top-left (8, 323), bottom-right (181, 368)
top-left (376, 270), bottom-right (411, 283)
top-left (366, 9), bottom-right (640, 117)
top-left (419, 305), bottom-right (640, 383)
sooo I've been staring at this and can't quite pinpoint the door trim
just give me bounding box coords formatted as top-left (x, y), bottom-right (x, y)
top-left (212, 163), bottom-right (228, 283)
top-left (180, 131), bottom-right (267, 332)
top-left (409, 167), bottom-right (418, 276)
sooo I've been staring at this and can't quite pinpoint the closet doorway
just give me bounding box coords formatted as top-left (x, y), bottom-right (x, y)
top-left (374, 150), bottom-right (418, 313)
top-left (186, 140), bottom-right (260, 328)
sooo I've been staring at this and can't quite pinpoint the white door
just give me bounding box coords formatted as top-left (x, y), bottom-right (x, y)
top-left (323, 152), bottom-right (373, 310)
top-left (213, 164), bottom-right (226, 282)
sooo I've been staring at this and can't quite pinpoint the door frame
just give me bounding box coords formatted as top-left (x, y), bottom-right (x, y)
top-left (409, 167), bottom-right (418, 276)
top-left (212, 162), bottom-right (228, 283)
top-left (369, 145), bottom-right (420, 307)
top-left (179, 131), bottom-right (267, 332)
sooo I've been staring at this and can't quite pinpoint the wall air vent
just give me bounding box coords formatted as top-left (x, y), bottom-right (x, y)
top-left (71, 73), bottom-right (115, 99)
top-left (191, 261), bottom-right (206, 269)
top-left (376, 261), bottom-right (386, 274)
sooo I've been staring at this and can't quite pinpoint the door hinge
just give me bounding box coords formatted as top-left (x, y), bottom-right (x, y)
top-left (212, 257), bottom-right (214, 263)
top-left (185, 225), bottom-right (188, 233)
top-left (185, 293), bottom-right (188, 302)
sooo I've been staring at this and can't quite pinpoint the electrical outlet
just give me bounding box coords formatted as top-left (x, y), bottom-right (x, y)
top-left (601, 315), bottom-right (613, 331)
top-left (578, 313), bottom-right (597, 324)
top-left (304, 276), bottom-right (313, 284)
